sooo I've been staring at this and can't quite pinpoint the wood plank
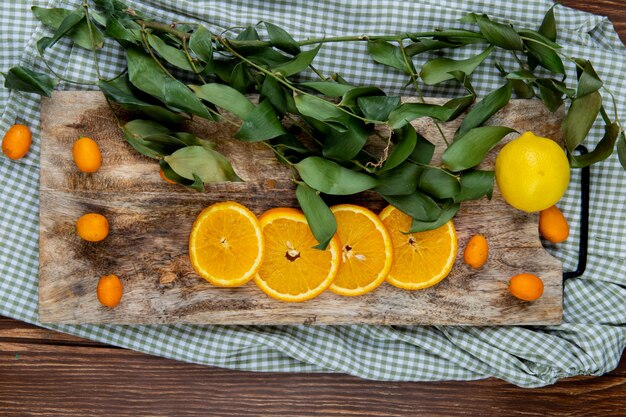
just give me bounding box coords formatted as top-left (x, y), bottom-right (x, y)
top-left (39, 91), bottom-right (564, 325)
top-left (1, 339), bottom-right (626, 417)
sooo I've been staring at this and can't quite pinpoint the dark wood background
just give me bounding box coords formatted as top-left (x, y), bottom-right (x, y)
top-left (2, 1), bottom-right (625, 415)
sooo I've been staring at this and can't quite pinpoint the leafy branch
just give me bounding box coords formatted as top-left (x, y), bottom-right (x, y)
top-left (4, 0), bottom-right (625, 249)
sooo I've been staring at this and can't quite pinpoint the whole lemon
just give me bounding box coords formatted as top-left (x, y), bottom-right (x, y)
top-left (495, 132), bottom-right (570, 212)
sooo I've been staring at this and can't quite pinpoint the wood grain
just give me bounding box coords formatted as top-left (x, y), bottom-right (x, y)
top-left (1, 314), bottom-right (626, 417)
top-left (39, 91), bottom-right (564, 325)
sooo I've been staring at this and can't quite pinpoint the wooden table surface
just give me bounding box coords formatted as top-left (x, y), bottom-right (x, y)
top-left (2, 1), bottom-right (625, 415)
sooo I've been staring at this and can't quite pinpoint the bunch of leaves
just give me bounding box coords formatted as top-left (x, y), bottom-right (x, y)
top-left (5, 1), bottom-right (625, 248)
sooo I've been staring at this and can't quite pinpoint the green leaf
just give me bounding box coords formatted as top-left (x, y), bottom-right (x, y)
top-left (230, 62), bottom-right (252, 93)
top-left (260, 75), bottom-right (288, 115)
top-left (474, 14), bottom-right (523, 50)
top-left (105, 16), bottom-right (142, 43)
top-left (409, 201), bottom-right (459, 233)
top-left (295, 157), bottom-right (378, 195)
top-left (339, 87), bottom-right (385, 109)
top-left (164, 146), bottom-right (241, 183)
top-left (387, 102), bottom-right (455, 129)
top-left (299, 81), bottom-right (355, 97)
top-left (296, 184), bottom-right (337, 250)
top-left (618, 132), bottom-right (626, 170)
top-left (357, 95), bottom-right (401, 121)
top-left (456, 81), bottom-right (512, 138)
top-left (294, 93), bottom-right (348, 129)
top-left (405, 39), bottom-right (458, 56)
top-left (264, 21), bottom-right (301, 55)
top-left (418, 168), bottom-right (460, 199)
top-left (420, 46), bottom-right (493, 85)
top-left (272, 44), bottom-right (322, 77)
top-left (382, 192), bottom-right (441, 222)
top-left (246, 48), bottom-right (292, 66)
top-left (570, 121), bottom-right (620, 168)
top-left (147, 34), bottom-right (194, 71)
top-left (431, 29), bottom-right (486, 44)
top-left (236, 26), bottom-right (260, 41)
top-left (98, 77), bottom-right (184, 123)
top-left (538, 5), bottom-right (557, 41)
top-left (409, 132), bottom-right (435, 165)
top-left (270, 133), bottom-right (310, 154)
top-left (174, 132), bottom-right (216, 150)
top-left (37, 10), bottom-right (85, 53)
top-left (159, 160), bottom-right (202, 191)
top-left (126, 48), bottom-right (212, 119)
top-left (562, 90), bottom-right (602, 152)
top-left (322, 118), bottom-right (369, 160)
top-left (236, 100), bottom-right (287, 142)
top-left (519, 30), bottom-right (564, 74)
top-left (511, 80), bottom-right (535, 99)
top-left (189, 25), bottom-right (214, 70)
top-left (374, 162), bottom-right (422, 195)
top-left (190, 83), bottom-right (254, 119)
top-left (367, 40), bottom-right (409, 72)
top-left (454, 170), bottom-right (494, 202)
top-left (3, 66), bottom-right (57, 97)
top-left (536, 82), bottom-right (563, 112)
top-left (379, 124), bottom-right (418, 172)
top-left (442, 126), bottom-right (516, 171)
top-left (32, 6), bottom-right (104, 50)
top-left (122, 119), bottom-right (175, 158)
top-left (576, 61), bottom-right (603, 98)
top-left (441, 94), bottom-right (475, 122)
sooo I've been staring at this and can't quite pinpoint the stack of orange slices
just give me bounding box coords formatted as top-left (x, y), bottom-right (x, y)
top-left (188, 201), bottom-right (458, 302)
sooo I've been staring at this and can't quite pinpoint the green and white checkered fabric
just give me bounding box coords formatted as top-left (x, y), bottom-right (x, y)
top-left (1, 0), bottom-right (625, 388)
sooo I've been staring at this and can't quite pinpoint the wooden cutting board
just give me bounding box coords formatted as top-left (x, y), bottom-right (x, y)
top-left (39, 91), bottom-right (563, 325)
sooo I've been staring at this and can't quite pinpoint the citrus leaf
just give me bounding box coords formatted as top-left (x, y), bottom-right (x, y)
top-left (269, 133), bottom-right (310, 154)
top-left (159, 159), bottom-right (203, 191)
top-left (147, 34), bottom-right (194, 71)
top-left (442, 126), bottom-right (516, 171)
top-left (299, 81), bottom-right (355, 97)
top-left (339, 87), bottom-right (385, 109)
top-left (409, 132), bottom-right (435, 165)
top-left (273, 44), bottom-right (322, 77)
top-left (454, 170), bottom-right (494, 202)
top-left (420, 46), bottom-right (493, 85)
top-left (387, 102), bottom-right (455, 129)
top-left (418, 168), bottom-right (460, 199)
top-left (260, 75), bottom-right (288, 115)
top-left (570, 121), bottom-right (620, 168)
top-left (519, 30), bottom-right (564, 74)
top-left (474, 14), bottom-right (523, 50)
top-left (562, 90), bottom-right (602, 152)
top-left (382, 191), bottom-right (441, 222)
top-left (367, 40), bottom-right (409, 72)
top-left (379, 124), bottom-right (418, 172)
top-left (322, 117), bottom-right (369, 160)
top-left (191, 83), bottom-right (254, 119)
top-left (33, 7), bottom-right (104, 50)
top-left (164, 146), bottom-right (241, 183)
top-left (405, 39), bottom-right (458, 56)
top-left (236, 100), bottom-right (286, 142)
top-left (126, 48), bottom-right (212, 119)
top-left (442, 94), bottom-right (475, 122)
top-left (3, 66), bottom-right (57, 97)
top-left (294, 93), bottom-right (348, 129)
top-left (189, 25), bottom-right (214, 69)
top-left (456, 81), bottom-right (511, 138)
top-left (236, 26), bottom-right (260, 41)
top-left (230, 62), bottom-right (252, 92)
top-left (505, 70), bottom-right (538, 80)
top-left (296, 183), bottom-right (337, 250)
top-left (295, 157), bottom-right (378, 195)
top-left (618, 132), bottom-right (626, 170)
top-left (264, 21), bottom-right (301, 55)
top-left (538, 5), bottom-right (557, 41)
top-left (408, 201), bottom-right (459, 233)
top-left (374, 162), bottom-right (422, 195)
top-left (576, 60), bottom-right (603, 98)
top-left (511, 80), bottom-right (535, 99)
top-left (122, 119), bottom-right (174, 158)
top-left (105, 16), bottom-right (142, 43)
top-left (358, 95), bottom-right (401, 122)
top-left (37, 10), bottom-right (85, 53)
top-left (98, 77), bottom-right (184, 123)
top-left (246, 48), bottom-right (292, 66)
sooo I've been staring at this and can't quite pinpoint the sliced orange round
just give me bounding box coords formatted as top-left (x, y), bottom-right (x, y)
top-left (254, 207), bottom-right (340, 302)
top-left (379, 205), bottom-right (457, 290)
top-left (189, 201), bottom-right (264, 287)
top-left (329, 204), bottom-right (393, 296)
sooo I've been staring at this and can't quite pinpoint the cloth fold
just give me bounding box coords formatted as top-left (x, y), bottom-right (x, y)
top-left (1, 0), bottom-right (625, 387)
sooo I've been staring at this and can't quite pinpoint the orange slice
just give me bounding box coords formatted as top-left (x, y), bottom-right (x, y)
top-left (379, 205), bottom-right (457, 290)
top-left (329, 204), bottom-right (393, 296)
top-left (254, 208), bottom-right (340, 302)
top-left (189, 201), bottom-right (264, 287)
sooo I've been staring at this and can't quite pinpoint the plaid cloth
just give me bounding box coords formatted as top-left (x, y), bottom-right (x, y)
top-left (1, 0), bottom-right (625, 388)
